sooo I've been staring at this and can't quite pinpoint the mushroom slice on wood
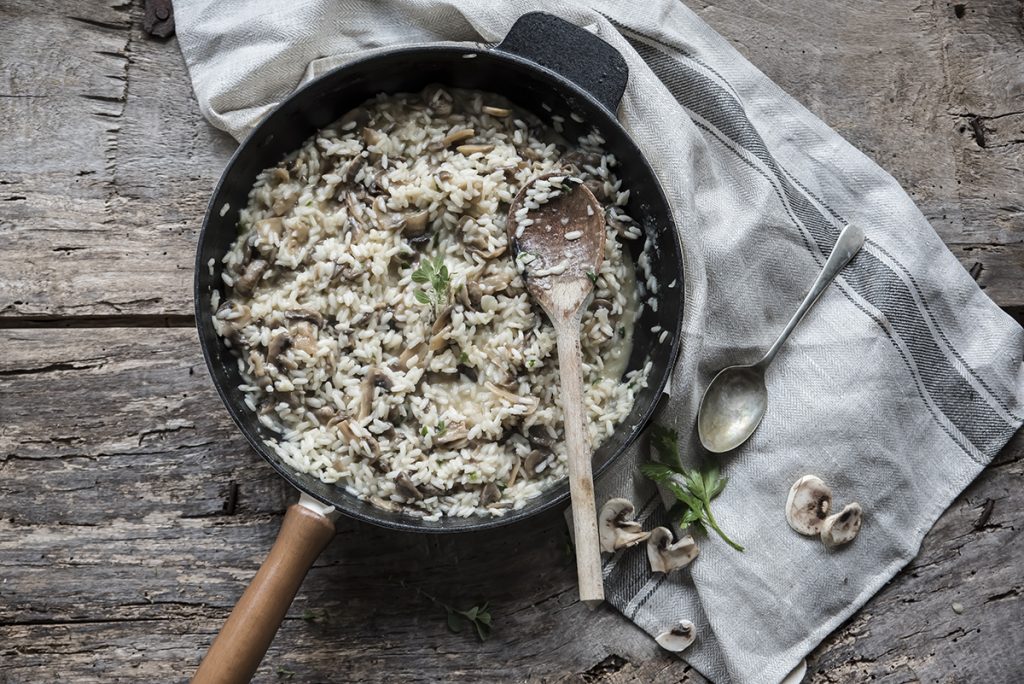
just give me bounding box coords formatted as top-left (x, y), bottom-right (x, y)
top-left (820, 502), bottom-right (862, 548)
top-left (786, 475), bottom-right (833, 536)
top-left (234, 259), bottom-right (268, 296)
top-left (646, 527), bottom-right (699, 574)
top-left (599, 498), bottom-right (651, 553)
top-left (656, 620), bottom-right (696, 653)
top-left (485, 382), bottom-right (539, 414)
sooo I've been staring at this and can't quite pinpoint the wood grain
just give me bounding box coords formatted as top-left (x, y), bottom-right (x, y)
top-left (1, 0), bottom-right (1022, 682)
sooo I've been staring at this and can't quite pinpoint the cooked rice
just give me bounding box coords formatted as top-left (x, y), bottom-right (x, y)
top-left (214, 87), bottom-right (649, 521)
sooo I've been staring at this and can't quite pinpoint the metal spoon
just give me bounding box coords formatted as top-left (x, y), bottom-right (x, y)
top-left (697, 223), bottom-right (866, 453)
top-left (507, 174), bottom-right (606, 607)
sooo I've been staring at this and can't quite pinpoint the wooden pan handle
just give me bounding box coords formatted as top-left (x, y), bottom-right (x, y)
top-left (192, 504), bottom-right (336, 684)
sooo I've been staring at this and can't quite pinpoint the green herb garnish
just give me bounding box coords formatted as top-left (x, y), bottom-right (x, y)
top-left (276, 666), bottom-right (296, 680)
top-left (526, 359), bottom-right (536, 369)
top-left (436, 420), bottom-right (447, 436)
top-left (411, 254), bottom-right (451, 315)
top-left (640, 424), bottom-right (744, 552)
top-left (444, 602), bottom-right (492, 641)
top-left (459, 351), bottom-right (470, 364)
top-left (421, 426), bottom-right (430, 437)
top-left (586, 270), bottom-right (597, 285)
top-left (413, 586), bottom-right (494, 642)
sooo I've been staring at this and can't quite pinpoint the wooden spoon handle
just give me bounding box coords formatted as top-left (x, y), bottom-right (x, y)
top-left (192, 504), bottom-right (336, 684)
top-left (554, 318), bottom-right (605, 607)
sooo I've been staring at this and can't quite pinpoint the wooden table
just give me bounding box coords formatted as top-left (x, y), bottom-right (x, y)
top-left (2, 1), bottom-right (1021, 681)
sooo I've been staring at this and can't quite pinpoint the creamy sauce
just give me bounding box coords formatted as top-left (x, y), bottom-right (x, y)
top-left (600, 248), bottom-right (639, 382)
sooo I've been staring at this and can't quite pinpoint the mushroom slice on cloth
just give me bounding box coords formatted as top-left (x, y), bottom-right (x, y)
top-left (785, 475), bottom-right (833, 536)
top-left (821, 502), bottom-right (863, 548)
top-left (646, 527), bottom-right (699, 574)
top-left (598, 498), bottom-right (650, 553)
top-left (655, 620), bottom-right (696, 653)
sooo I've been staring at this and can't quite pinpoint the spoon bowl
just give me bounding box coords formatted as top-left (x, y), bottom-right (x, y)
top-left (697, 364), bottom-right (768, 453)
top-left (696, 223), bottom-right (865, 453)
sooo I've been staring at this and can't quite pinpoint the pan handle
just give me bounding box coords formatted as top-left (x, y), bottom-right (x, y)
top-left (493, 12), bottom-right (629, 113)
top-left (192, 497), bottom-right (337, 684)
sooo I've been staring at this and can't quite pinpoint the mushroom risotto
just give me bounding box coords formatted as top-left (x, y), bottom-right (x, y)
top-left (213, 87), bottom-right (650, 521)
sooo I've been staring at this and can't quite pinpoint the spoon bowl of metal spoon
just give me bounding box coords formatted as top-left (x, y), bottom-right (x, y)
top-left (698, 223), bottom-right (866, 453)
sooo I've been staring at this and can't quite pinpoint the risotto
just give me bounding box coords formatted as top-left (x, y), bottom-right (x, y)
top-left (212, 87), bottom-right (649, 521)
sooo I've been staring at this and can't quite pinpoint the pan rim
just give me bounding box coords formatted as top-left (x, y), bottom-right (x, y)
top-left (194, 43), bottom-right (685, 533)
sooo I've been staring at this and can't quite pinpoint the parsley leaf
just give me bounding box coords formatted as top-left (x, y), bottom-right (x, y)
top-left (410, 254), bottom-right (451, 316)
top-left (642, 424), bottom-right (744, 552)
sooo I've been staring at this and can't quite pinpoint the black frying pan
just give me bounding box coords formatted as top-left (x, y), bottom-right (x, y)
top-left (192, 13), bottom-right (683, 682)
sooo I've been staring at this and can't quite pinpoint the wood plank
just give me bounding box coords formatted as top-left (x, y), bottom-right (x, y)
top-left (0, 0), bottom-right (234, 322)
top-left (0, 0), bottom-right (1020, 320)
top-left (2, 329), bottom-right (1021, 681)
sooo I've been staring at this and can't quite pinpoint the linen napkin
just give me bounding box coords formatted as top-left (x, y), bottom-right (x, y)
top-left (172, 1), bottom-right (1024, 681)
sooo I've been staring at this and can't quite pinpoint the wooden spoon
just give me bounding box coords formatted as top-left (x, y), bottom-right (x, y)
top-left (508, 173), bottom-right (606, 607)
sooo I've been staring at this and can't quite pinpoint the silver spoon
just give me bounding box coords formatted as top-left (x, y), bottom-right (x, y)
top-left (697, 223), bottom-right (866, 453)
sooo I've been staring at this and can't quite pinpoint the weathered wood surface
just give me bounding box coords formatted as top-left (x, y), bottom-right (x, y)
top-left (0, 0), bottom-right (1021, 682)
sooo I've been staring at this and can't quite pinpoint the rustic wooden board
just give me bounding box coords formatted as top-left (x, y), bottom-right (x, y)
top-left (0, 0), bottom-right (1021, 321)
top-left (1, 329), bottom-right (1021, 682)
top-left (1, 0), bottom-right (1022, 681)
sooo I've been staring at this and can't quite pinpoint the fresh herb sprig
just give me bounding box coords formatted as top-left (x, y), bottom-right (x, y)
top-left (641, 424), bottom-right (744, 552)
top-left (411, 255), bottom-right (450, 315)
top-left (444, 602), bottom-right (493, 641)
top-left (410, 584), bottom-right (494, 642)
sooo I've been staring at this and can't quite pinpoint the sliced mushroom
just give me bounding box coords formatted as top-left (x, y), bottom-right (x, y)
top-left (480, 482), bottom-right (501, 506)
top-left (506, 457), bottom-right (522, 487)
top-left (369, 495), bottom-right (401, 513)
top-left (215, 300), bottom-right (252, 329)
top-left (338, 107), bottom-right (369, 131)
top-left (358, 367), bottom-right (387, 420)
top-left (523, 449), bottom-right (545, 478)
top-left (456, 144), bottom-right (495, 156)
top-left (421, 84), bottom-right (454, 116)
top-left (481, 105), bottom-right (512, 118)
top-left (527, 425), bottom-right (556, 450)
top-left (396, 209), bottom-right (430, 237)
top-left (646, 527), bottom-right (699, 574)
top-left (485, 382), bottom-right (539, 414)
top-left (457, 363), bottom-right (478, 383)
top-left (428, 331), bottom-right (449, 353)
top-left (339, 155), bottom-right (365, 183)
top-left (820, 502), bottom-right (862, 548)
top-left (785, 475), bottom-right (833, 536)
top-left (599, 498), bottom-right (651, 553)
top-left (441, 128), bottom-right (474, 147)
top-left (396, 342), bottom-right (428, 371)
top-left (591, 298), bottom-right (613, 312)
top-left (286, 308), bottom-right (326, 328)
top-left (272, 193), bottom-right (299, 217)
top-left (395, 472), bottom-right (424, 500)
top-left (461, 281), bottom-right (484, 309)
top-left (266, 330), bottom-right (292, 367)
top-left (313, 405), bottom-right (337, 424)
top-left (361, 126), bottom-right (385, 148)
top-left (655, 620), bottom-right (696, 653)
top-left (431, 305), bottom-right (453, 336)
top-left (234, 259), bottom-right (268, 296)
top-left (289, 320), bottom-right (319, 357)
top-left (436, 421), bottom-right (470, 449)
